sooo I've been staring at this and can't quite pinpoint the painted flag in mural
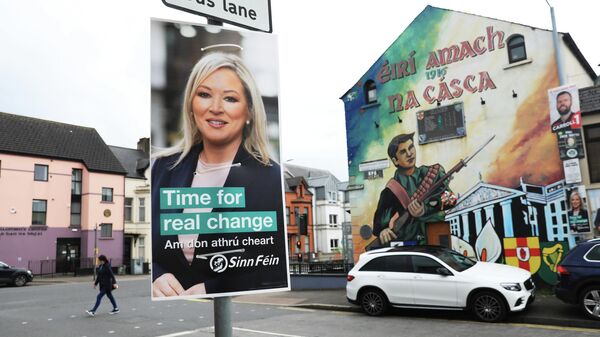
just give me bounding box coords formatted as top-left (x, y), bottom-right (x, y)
top-left (503, 237), bottom-right (541, 274)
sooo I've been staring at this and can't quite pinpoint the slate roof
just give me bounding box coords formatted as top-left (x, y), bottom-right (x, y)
top-left (0, 112), bottom-right (126, 174)
top-left (109, 146), bottom-right (149, 179)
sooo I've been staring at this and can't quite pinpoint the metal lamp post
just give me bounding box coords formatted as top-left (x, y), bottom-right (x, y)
top-left (93, 223), bottom-right (98, 280)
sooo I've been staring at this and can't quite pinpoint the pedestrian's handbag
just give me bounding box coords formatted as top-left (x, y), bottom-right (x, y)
top-left (112, 280), bottom-right (118, 290)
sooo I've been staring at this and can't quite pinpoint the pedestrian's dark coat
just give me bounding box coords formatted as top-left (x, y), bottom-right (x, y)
top-left (94, 263), bottom-right (116, 291)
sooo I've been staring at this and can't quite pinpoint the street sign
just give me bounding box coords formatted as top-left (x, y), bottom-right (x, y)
top-left (162, 0), bottom-right (272, 32)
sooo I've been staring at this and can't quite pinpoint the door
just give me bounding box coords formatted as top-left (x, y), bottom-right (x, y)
top-left (410, 255), bottom-right (458, 307)
top-left (124, 236), bottom-right (132, 274)
top-left (361, 255), bottom-right (414, 305)
top-left (0, 261), bottom-right (12, 282)
top-left (56, 238), bottom-right (80, 274)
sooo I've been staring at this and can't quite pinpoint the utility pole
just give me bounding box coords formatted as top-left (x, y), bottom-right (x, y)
top-left (546, 0), bottom-right (566, 85)
top-left (93, 223), bottom-right (98, 281)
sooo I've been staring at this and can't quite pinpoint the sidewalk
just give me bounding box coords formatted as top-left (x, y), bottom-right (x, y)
top-left (29, 275), bottom-right (600, 330)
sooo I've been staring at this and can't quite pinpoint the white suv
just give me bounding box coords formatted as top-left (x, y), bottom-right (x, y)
top-left (346, 246), bottom-right (535, 322)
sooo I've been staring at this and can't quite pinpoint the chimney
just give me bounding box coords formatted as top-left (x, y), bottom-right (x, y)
top-left (137, 137), bottom-right (150, 154)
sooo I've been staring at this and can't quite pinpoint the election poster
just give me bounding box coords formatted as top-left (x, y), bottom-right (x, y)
top-left (150, 19), bottom-right (289, 299)
top-left (548, 84), bottom-right (581, 133)
top-left (565, 185), bottom-right (592, 234)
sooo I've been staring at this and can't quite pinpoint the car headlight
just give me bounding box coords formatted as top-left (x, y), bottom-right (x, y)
top-left (501, 282), bottom-right (522, 291)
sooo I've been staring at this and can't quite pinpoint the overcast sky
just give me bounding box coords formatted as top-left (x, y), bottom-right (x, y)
top-left (0, 0), bottom-right (597, 181)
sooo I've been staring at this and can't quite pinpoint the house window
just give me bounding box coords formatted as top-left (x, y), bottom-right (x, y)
top-left (286, 207), bottom-right (290, 225)
top-left (100, 223), bottom-right (112, 238)
top-left (138, 236), bottom-right (145, 260)
top-left (124, 198), bottom-right (133, 222)
top-left (70, 201), bottom-right (81, 226)
top-left (364, 80), bottom-right (377, 104)
top-left (71, 169), bottom-right (82, 195)
top-left (34, 164), bottom-right (48, 181)
top-left (507, 35), bottom-right (526, 63)
top-left (139, 197), bottom-right (146, 222)
top-left (330, 239), bottom-right (339, 249)
top-left (102, 188), bottom-right (113, 202)
top-left (585, 124), bottom-right (600, 183)
top-left (32, 199), bottom-right (47, 225)
top-left (329, 214), bottom-right (338, 224)
top-left (294, 206), bottom-right (300, 225)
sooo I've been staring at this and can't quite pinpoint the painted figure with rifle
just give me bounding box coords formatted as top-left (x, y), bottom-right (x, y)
top-left (368, 133), bottom-right (494, 250)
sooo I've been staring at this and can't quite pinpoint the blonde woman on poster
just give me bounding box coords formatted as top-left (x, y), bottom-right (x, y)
top-left (151, 52), bottom-right (287, 298)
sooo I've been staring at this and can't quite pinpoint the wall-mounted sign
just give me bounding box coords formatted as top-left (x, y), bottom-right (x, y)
top-left (563, 159), bottom-right (582, 184)
top-left (416, 102), bottom-right (466, 144)
top-left (103, 209), bottom-right (111, 217)
top-left (557, 129), bottom-right (584, 160)
top-left (162, 0), bottom-right (272, 33)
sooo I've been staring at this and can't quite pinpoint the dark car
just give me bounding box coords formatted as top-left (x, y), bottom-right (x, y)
top-left (0, 261), bottom-right (33, 287)
top-left (555, 238), bottom-right (600, 320)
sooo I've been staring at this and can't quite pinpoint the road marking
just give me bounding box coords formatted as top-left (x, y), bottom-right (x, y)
top-left (157, 322), bottom-right (163, 326)
top-left (21, 322), bottom-right (27, 325)
top-left (233, 327), bottom-right (307, 337)
top-left (178, 319), bottom-right (185, 322)
top-left (155, 329), bottom-right (203, 337)
top-left (277, 307), bottom-right (316, 312)
top-left (47, 318), bottom-right (53, 321)
top-left (108, 331), bottom-right (115, 334)
top-left (134, 326), bottom-right (140, 329)
top-left (509, 323), bottom-right (600, 333)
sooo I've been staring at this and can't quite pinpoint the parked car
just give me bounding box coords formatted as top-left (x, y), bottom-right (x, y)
top-left (555, 238), bottom-right (600, 320)
top-left (346, 246), bottom-right (535, 322)
top-left (0, 261), bottom-right (34, 287)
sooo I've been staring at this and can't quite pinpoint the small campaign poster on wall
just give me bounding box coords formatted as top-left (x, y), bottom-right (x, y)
top-left (565, 185), bottom-right (592, 234)
top-left (150, 19), bottom-right (289, 299)
top-left (548, 84), bottom-right (581, 133)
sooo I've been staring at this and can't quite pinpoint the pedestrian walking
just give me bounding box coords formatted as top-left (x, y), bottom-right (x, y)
top-left (86, 255), bottom-right (119, 316)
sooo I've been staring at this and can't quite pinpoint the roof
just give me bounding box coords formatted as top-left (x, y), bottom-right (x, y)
top-left (367, 245), bottom-right (451, 255)
top-left (284, 163), bottom-right (335, 179)
top-left (340, 5), bottom-right (597, 99)
top-left (0, 112), bottom-right (126, 174)
top-left (284, 176), bottom-right (313, 194)
top-left (109, 146), bottom-right (149, 179)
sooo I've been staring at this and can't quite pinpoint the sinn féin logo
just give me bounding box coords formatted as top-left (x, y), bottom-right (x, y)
top-left (209, 254), bottom-right (228, 273)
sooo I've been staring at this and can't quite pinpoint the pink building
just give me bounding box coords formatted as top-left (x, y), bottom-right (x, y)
top-left (0, 112), bottom-right (126, 274)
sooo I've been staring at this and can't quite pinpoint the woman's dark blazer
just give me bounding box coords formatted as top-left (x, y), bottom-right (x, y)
top-left (151, 143), bottom-right (288, 294)
top-left (94, 263), bottom-right (116, 291)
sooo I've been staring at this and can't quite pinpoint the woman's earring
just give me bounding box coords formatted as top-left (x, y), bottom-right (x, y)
top-left (246, 120), bottom-right (250, 125)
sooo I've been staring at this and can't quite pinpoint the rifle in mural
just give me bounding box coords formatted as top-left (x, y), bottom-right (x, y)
top-left (366, 135), bottom-right (496, 251)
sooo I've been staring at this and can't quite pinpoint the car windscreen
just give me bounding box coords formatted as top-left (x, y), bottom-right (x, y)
top-left (435, 251), bottom-right (476, 272)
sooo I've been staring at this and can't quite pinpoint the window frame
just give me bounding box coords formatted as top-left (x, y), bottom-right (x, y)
top-left (364, 80), bottom-right (377, 104)
top-left (584, 124), bottom-right (600, 183)
top-left (34, 164), bottom-right (48, 181)
top-left (584, 244), bottom-right (600, 262)
top-left (71, 169), bottom-right (82, 195)
top-left (124, 197), bottom-right (133, 222)
top-left (359, 254), bottom-right (413, 272)
top-left (411, 255), bottom-right (445, 274)
top-left (32, 199), bottom-right (48, 226)
top-left (507, 34), bottom-right (527, 64)
top-left (138, 197), bottom-right (146, 222)
top-left (100, 223), bottom-right (113, 238)
top-left (101, 187), bottom-right (113, 202)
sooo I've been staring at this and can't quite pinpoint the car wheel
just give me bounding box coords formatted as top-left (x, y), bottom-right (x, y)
top-left (13, 275), bottom-right (28, 287)
top-left (580, 286), bottom-right (600, 320)
top-left (471, 291), bottom-right (507, 322)
top-left (360, 289), bottom-right (388, 316)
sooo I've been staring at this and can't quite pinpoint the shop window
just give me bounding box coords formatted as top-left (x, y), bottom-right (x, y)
top-left (102, 187), bottom-right (113, 202)
top-left (507, 35), bottom-right (527, 63)
top-left (364, 80), bottom-right (377, 104)
top-left (100, 223), bottom-right (113, 238)
top-left (585, 124), bottom-right (600, 183)
top-left (32, 199), bottom-right (47, 225)
top-left (34, 164), bottom-right (48, 181)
